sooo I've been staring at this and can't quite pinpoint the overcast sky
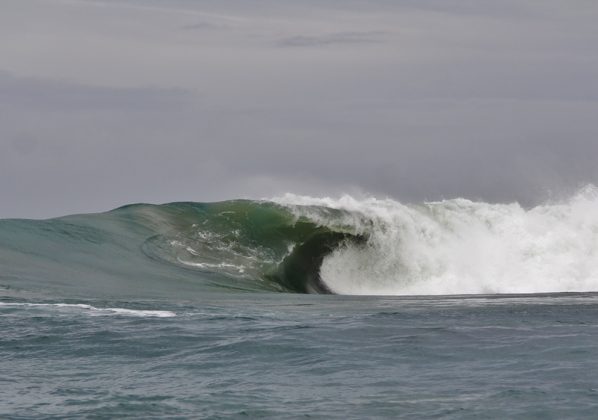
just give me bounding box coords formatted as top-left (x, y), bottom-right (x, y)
top-left (1, 0), bottom-right (598, 218)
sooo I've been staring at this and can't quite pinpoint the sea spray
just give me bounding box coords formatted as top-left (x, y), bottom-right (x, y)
top-left (274, 185), bottom-right (598, 295)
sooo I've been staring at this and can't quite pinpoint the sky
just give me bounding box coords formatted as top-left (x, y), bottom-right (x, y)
top-left (1, 0), bottom-right (598, 218)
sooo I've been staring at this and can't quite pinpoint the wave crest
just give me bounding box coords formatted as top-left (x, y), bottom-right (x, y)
top-left (275, 186), bottom-right (598, 295)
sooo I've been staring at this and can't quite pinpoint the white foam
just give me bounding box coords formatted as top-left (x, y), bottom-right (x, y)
top-left (0, 302), bottom-right (176, 317)
top-left (177, 257), bottom-right (247, 274)
top-left (273, 185), bottom-right (598, 296)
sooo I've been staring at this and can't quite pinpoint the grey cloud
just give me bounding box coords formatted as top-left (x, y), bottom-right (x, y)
top-left (181, 21), bottom-right (228, 31)
top-left (1, 0), bottom-right (598, 218)
top-left (0, 72), bottom-right (195, 111)
top-left (278, 31), bottom-right (386, 48)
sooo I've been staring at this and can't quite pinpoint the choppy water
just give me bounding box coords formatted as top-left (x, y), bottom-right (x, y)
top-left (3, 294), bottom-right (598, 418)
top-left (3, 191), bottom-right (598, 418)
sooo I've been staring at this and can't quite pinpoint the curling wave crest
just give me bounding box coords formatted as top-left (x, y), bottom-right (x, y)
top-left (275, 186), bottom-right (598, 295)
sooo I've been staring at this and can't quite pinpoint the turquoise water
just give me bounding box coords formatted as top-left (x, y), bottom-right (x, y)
top-left (2, 199), bottom-right (598, 418)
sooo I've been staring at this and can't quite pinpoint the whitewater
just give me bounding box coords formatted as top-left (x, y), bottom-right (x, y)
top-left (275, 185), bottom-right (598, 295)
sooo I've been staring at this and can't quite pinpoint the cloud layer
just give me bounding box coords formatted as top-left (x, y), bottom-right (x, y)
top-left (1, 0), bottom-right (598, 217)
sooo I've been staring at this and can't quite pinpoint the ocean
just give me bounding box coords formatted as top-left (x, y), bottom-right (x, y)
top-left (2, 191), bottom-right (598, 418)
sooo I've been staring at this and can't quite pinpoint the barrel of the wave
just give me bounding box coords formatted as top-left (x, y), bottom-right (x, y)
top-left (266, 231), bottom-right (367, 293)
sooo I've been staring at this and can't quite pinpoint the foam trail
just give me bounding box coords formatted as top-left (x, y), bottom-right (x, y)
top-left (274, 185), bottom-right (598, 295)
top-left (0, 302), bottom-right (176, 317)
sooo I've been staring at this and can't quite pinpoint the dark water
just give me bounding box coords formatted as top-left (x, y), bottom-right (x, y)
top-left (2, 201), bottom-right (598, 418)
top-left (3, 294), bottom-right (598, 418)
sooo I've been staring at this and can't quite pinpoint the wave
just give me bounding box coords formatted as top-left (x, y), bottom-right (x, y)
top-left (139, 200), bottom-right (365, 293)
top-left (2, 186), bottom-right (598, 296)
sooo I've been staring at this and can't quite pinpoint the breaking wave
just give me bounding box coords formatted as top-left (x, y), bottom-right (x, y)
top-left (3, 185), bottom-right (598, 296)
top-left (275, 185), bottom-right (598, 295)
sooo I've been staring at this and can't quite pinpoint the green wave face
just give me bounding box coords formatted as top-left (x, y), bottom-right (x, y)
top-left (0, 200), bottom-right (364, 298)
top-left (137, 200), bottom-right (365, 293)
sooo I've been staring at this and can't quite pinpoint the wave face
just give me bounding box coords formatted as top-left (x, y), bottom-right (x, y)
top-left (138, 200), bottom-right (364, 293)
top-left (0, 200), bottom-right (362, 297)
top-left (3, 186), bottom-right (598, 296)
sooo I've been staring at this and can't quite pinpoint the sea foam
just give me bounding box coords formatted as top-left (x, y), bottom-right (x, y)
top-left (274, 185), bottom-right (598, 295)
top-left (0, 302), bottom-right (176, 317)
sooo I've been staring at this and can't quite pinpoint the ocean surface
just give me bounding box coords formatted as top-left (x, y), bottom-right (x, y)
top-left (3, 191), bottom-right (598, 418)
